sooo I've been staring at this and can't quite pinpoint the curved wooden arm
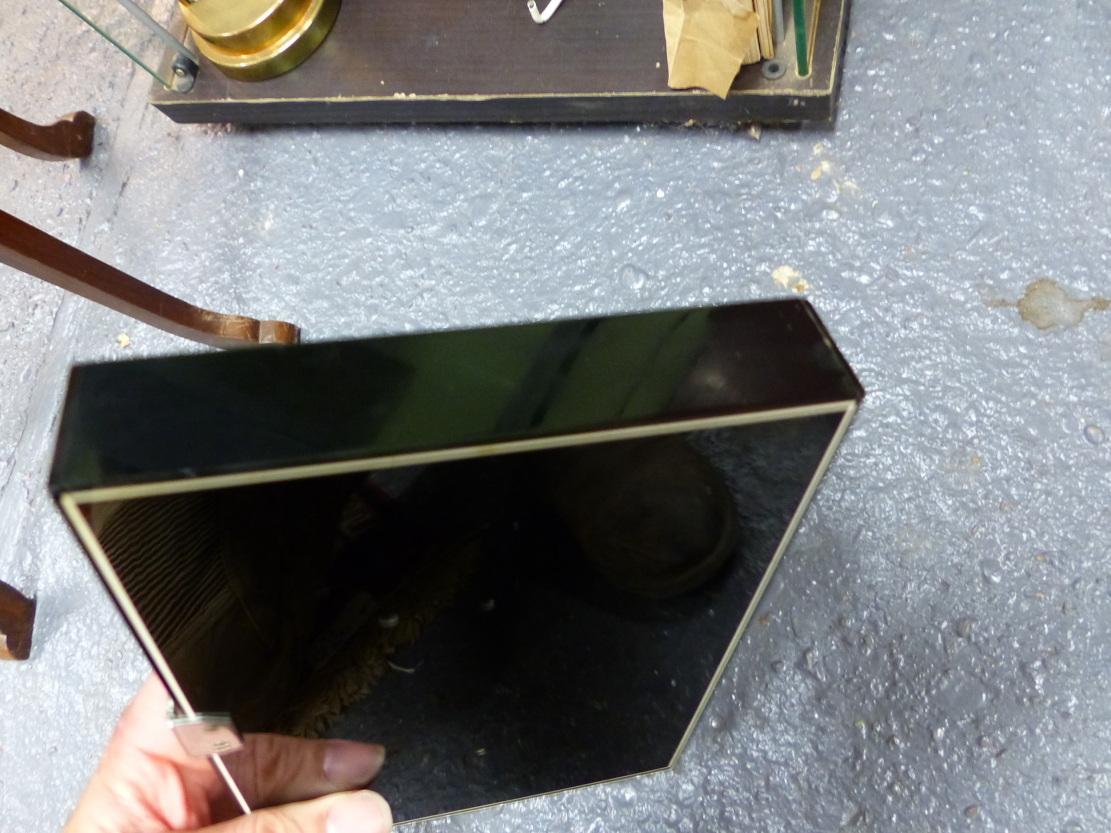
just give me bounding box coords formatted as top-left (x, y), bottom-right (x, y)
top-left (0, 108), bottom-right (95, 161)
top-left (0, 581), bottom-right (34, 661)
top-left (0, 208), bottom-right (300, 348)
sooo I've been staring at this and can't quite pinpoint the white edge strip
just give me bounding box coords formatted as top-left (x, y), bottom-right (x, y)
top-left (667, 399), bottom-right (859, 765)
top-left (62, 401), bottom-right (856, 505)
top-left (59, 493), bottom-right (255, 815)
top-left (211, 754), bottom-right (251, 815)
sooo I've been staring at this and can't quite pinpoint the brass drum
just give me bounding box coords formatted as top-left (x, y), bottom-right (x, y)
top-left (180, 0), bottom-right (341, 82)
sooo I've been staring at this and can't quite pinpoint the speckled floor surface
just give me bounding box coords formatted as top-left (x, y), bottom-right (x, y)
top-left (2, 0), bottom-right (1110, 830)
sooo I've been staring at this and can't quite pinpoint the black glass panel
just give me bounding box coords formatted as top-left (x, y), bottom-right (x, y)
top-left (79, 413), bottom-right (839, 821)
top-left (52, 301), bottom-right (860, 495)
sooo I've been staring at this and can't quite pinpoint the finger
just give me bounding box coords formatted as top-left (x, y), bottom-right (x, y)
top-left (111, 674), bottom-right (180, 756)
top-left (111, 674), bottom-right (221, 774)
top-left (99, 673), bottom-right (226, 794)
top-left (223, 735), bottom-right (386, 808)
top-left (202, 790), bottom-right (392, 833)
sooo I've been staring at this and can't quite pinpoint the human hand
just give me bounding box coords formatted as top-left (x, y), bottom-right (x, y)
top-left (63, 673), bottom-right (393, 833)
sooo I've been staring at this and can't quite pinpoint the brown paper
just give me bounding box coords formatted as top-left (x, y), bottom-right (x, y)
top-left (663, 0), bottom-right (761, 99)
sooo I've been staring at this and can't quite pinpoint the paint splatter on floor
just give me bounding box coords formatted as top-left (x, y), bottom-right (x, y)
top-left (986, 279), bottom-right (1109, 329)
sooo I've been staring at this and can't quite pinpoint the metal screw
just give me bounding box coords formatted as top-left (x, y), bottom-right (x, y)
top-left (170, 54), bottom-right (198, 94)
top-left (762, 59), bottom-right (787, 81)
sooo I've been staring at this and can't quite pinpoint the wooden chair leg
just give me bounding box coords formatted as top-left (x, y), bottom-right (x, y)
top-left (0, 108), bottom-right (95, 161)
top-left (0, 208), bottom-right (300, 348)
top-left (0, 581), bottom-right (35, 661)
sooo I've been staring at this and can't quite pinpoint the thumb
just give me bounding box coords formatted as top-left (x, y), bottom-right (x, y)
top-left (205, 789), bottom-right (392, 833)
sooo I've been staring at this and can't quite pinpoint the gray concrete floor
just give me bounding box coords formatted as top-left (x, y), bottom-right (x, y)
top-left (2, 0), bottom-right (1111, 830)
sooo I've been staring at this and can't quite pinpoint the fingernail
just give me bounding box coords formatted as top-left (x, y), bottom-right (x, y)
top-left (326, 791), bottom-right (393, 833)
top-left (323, 741), bottom-right (386, 788)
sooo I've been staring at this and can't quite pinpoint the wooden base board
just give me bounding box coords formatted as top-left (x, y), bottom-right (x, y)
top-left (150, 0), bottom-right (849, 125)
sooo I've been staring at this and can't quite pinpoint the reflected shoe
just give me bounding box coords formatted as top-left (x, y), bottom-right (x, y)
top-left (535, 435), bottom-right (738, 599)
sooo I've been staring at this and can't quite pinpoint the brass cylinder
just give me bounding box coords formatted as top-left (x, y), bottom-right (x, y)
top-left (180, 0), bottom-right (341, 82)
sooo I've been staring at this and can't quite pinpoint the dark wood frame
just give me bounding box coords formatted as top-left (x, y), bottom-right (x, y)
top-left (0, 108), bottom-right (95, 161)
top-left (0, 581), bottom-right (35, 661)
top-left (0, 209), bottom-right (299, 348)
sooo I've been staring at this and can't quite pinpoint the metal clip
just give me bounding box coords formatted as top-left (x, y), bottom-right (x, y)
top-left (527, 0), bottom-right (567, 24)
top-left (167, 701), bottom-right (244, 758)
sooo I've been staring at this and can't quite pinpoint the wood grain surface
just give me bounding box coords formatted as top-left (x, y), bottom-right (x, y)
top-left (0, 209), bottom-right (300, 348)
top-left (0, 109), bottom-right (94, 161)
top-left (152, 0), bottom-right (848, 124)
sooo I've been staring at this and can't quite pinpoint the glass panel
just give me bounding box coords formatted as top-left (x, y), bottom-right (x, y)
top-left (52, 303), bottom-right (862, 495)
top-left (80, 412), bottom-right (842, 821)
top-left (790, 0), bottom-right (819, 77)
top-left (791, 0), bottom-right (808, 76)
top-left (55, 0), bottom-right (195, 90)
top-left (772, 0), bottom-right (785, 46)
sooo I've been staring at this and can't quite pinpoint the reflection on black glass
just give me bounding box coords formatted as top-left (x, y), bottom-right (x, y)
top-left (92, 416), bottom-right (838, 821)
